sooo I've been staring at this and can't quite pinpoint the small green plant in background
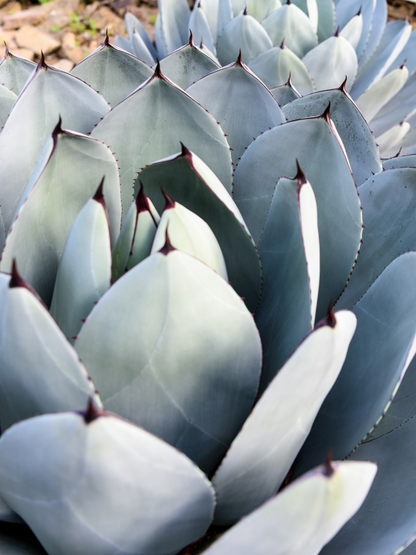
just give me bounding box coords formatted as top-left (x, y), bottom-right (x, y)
top-left (68, 12), bottom-right (97, 36)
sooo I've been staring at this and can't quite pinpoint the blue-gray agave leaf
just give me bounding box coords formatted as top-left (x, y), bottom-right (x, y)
top-left (187, 56), bottom-right (286, 169)
top-left (71, 35), bottom-right (153, 107)
top-left (189, 1), bottom-right (216, 55)
top-left (1, 123), bottom-right (121, 306)
top-left (74, 248), bottom-right (262, 474)
top-left (151, 194), bottom-right (228, 280)
top-left (294, 253), bottom-right (416, 476)
top-left (282, 86), bottom-right (382, 185)
top-left (247, 43), bottom-right (314, 94)
top-left (315, 0), bottom-right (336, 42)
top-left (91, 63), bottom-right (233, 218)
top-left (246, 0), bottom-right (281, 22)
top-left (202, 461), bottom-right (376, 555)
top-left (377, 120), bottom-right (410, 158)
top-left (216, 12), bottom-right (273, 65)
top-left (382, 154), bottom-right (416, 170)
top-left (112, 187), bottom-right (159, 283)
top-left (158, 34), bottom-right (220, 90)
top-left (0, 47), bottom-right (36, 95)
top-left (156, 0), bottom-right (191, 56)
top-left (339, 11), bottom-right (363, 50)
top-left (270, 76), bottom-right (301, 106)
top-left (233, 106), bottom-right (362, 320)
top-left (50, 182), bottom-right (112, 344)
top-left (0, 85), bottom-right (16, 130)
top-left (336, 0), bottom-right (380, 62)
top-left (124, 11), bottom-right (158, 60)
top-left (288, 0), bottom-right (318, 32)
top-left (213, 309), bottom-right (356, 525)
top-left (200, 0), bottom-right (233, 42)
top-left (0, 266), bottom-right (102, 431)
top-left (386, 28), bottom-right (416, 75)
top-left (0, 408), bottom-right (215, 555)
top-left (355, 0), bottom-right (386, 70)
top-left (0, 58), bottom-right (110, 244)
top-left (131, 28), bottom-right (156, 66)
top-left (337, 168), bottom-right (416, 310)
top-left (256, 170), bottom-right (320, 392)
top-left (262, 3), bottom-right (318, 58)
top-left (135, 146), bottom-right (261, 312)
top-left (302, 35), bottom-right (358, 92)
top-left (321, 357), bottom-right (416, 555)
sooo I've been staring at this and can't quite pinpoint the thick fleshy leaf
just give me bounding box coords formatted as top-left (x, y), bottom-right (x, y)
top-left (246, 0), bottom-right (281, 22)
top-left (75, 250), bottom-right (262, 474)
top-left (111, 189), bottom-right (159, 283)
top-left (1, 126), bottom-right (121, 306)
top-left (315, 0), bottom-right (335, 42)
top-left (336, 168), bottom-right (416, 310)
top-left (247, 44), bottom-right (314, 94)
top-left (289, 0), bottom-right (318, 33)
top-left (377, 121), bottom-right (410, 159)
top-left (212, 309), bottom-right (356, 525)
top-left (135, 147), bottom-right (261, 312)
top-left (231, 0), bottom-right (248, 16)
top-left (233, 110), bottom-right (362, 319)
top-left (50, 187), bottom-right (112, 344)
top-left (294, 253), bottom-right (416, 476)
top-left (217, 13), bottom-right (273, 65)
top-left (370, 71), bottom-right (416, 137)
top-left (151, 199), bottom-right (228, 279)
top-left (283, 87), bottom-right (382, 186)
top-left (0, 410), bottom-right (215, 555)
top-left (355, 65), bottom-right (408, 124)
top-left (189, 2), bottom-right (216, 55)
top-left (386, 28), bottom-right (416, 76)
top-left (91, 67), bottom-right (233, 215)
top-left (203, 461), bottom-right (377, 555)
top-left (356, 0), bottom-right (386, 70)
top-left (0, 84), bottom-right (16, 130)
top-left (0, 269), bottom-right (101, 431)
top-left (114, 33), bottom-right (134, 54)
top-left (351, 20), bottom-right (412, 100)
top-left (262, 3), bottom-right (318, 58)
top-left (187, 60), bottom-right (285, 169)
top-left (270, 79), bottom-right (301, 106)
top-left (159, 38), bottom-right (220, 90)
top-left (0, 522), bottom-right (47, 554)
top-left (131, 28), bottom-right (156, 65)
top-left (124, 11), bottom-right (158, 60)
top-left (302, 35), bottom-right (358, 93)
top-left (156, 0), bottom-right (191, 55)
top-left (321, 362), bottom-right (416, 555)
top-left (255, 171), bottom-right (320, 390)
top-left (71, 37), bottom-right (153, 107)
top-left (335, 0), bottom-right (376, 61)
top-left (339, 12), bottom-right (363, 50)
top-left (200, 0), bottom-right (233, 42)
top-left (382, 154), bottom-right (416, 170)
top-left (0, 49), bottom-right (36, 94)
top-left (0, 60), bottom-right (110, 243)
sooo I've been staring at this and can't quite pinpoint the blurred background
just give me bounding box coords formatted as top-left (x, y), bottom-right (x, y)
top-left (0, 0), bottom-right (413, 72)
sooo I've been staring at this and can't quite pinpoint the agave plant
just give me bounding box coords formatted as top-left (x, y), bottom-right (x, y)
top-left (117, 0), bottom-right (416, 159)
top-left (0, 1), bottom-right (416, 554)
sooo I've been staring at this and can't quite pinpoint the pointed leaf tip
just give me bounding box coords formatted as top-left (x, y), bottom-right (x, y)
top-left (83, 398), bottom-right (105, 424)
top-left (339, 76), bottom-right (348, 92)
top-left (243, 5), bottom-right (247, 15)
top-left (188, 29), bottom-right (194, 47)
top-left (314, 300), bottom-right (336, 330)
top-left (400, 59), bottom-right (407, 69)
top-left (357, 6), bottom-right (362, 16)
top-left (180, 142), bottom-right (192, 160)
top-left (93, 177), bottom-right (105, 205)
top-left (52, 116), bottom-right (63, 142)
top-left (321, 102), bottom-right (331, 123)
top-left (325, 448), bottom-right (334, 477)
top-left (235, 49), bottom-right (243, 66)
top-left (295, 159), bottom-right (307, 188)
top-left (135, 182), bottom-right (153, 214)
top-left (37, 51), bottom-right (48, 71)
top-left (154, 60), bottom-right (162, 78)
top-left (159, 226), bottom-right (175, 256)
top-left (9, 259), bottom-right (27, 289)
top-left (393, 147), bottom-right (403, 158)
top-left (104, 29), bottom-right (110, 47)
top-left (334, 26), bottom-right (340, 37)
top-left (285, 72), bottom-right (292, 87)
top-left (280, 37), bottom-right (285, 49)
top-left (161, 187), bottom-right (175, 211)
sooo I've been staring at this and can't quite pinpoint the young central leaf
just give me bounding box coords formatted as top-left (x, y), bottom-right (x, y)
top-left (74, 250), bottom-right (262, 474)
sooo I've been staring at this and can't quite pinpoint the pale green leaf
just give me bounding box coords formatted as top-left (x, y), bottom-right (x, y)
top-left (0, 49), bottom-right (36, 95)
top-left (189, 2), bottom-right (216, 55)
top-left (339, 12), bottom-right (363, 50)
